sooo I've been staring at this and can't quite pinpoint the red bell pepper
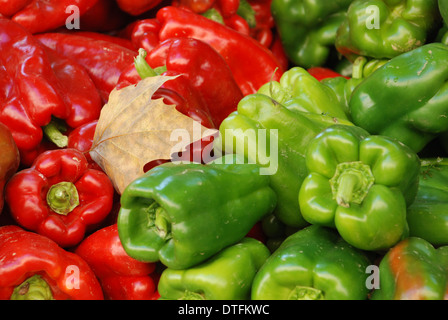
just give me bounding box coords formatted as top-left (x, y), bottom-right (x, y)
top-left (0, 123), bottom-right (20, 214)
top-left (36, 32), bottom-right (138, 103)
top-left (5, 148), bottom-right (114, 248)
top-left (127, 19), bottom-right (162, 54)
top-left (75, 224), bottom-right (160, 300)
top-left (132, 6), bottom-right (284, 96)
top-left (0, 225), bottom-right (104, 300)
top-left (67, 120), bottom-right (102, 171)
top-left (147, 37), bottom-right (243, 127)
top-left (0, 18), bottom-right (102, 166)
top-left (3, 0), bottom-right (99, 34)
top-left (116, 0), bottom-right (164, 16)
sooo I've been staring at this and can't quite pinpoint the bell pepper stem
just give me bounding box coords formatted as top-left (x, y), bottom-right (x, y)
top-left (135, 48), bottom-right (158, 79)
top-left (42, 118), bottom-right (68, 148)
top-left (179, 290), bottom-right (206, 300)
top-left (330, 161), bottom-right (375, 207)
top-left (10, 275), bottom-right (54, 300)
top-left (46, 181), bottom-right (80, 215)
top-left (288, 286), bottom-right (324, 300)
top-left (146, 201), bottom-right (172, 240)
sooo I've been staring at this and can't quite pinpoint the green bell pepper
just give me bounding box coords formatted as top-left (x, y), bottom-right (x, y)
top-left (349, 43), bottom-right (448, 153)
top-left (407, 158), bottom-right (448, 246)
top-left (298, 125), bottom-right (420, 251)
top-left (321, 56), bottom-right (388, 114)
top-left (117, 155), bottom-right (277, 270)
top-left (157, 237), bottom-right (270, 300)
top-left (257, 66), bottom-right (351, 121)
top-left (271, 0), bottom-right (354, 68)
top-left (251, 225), bottom-right (371, 300)
top-left (371, 237), bottom-right (448, 300)
top-left (214, 92), bottom-right (351, 228)
top-left (336, 0), bottom-right (442, 61)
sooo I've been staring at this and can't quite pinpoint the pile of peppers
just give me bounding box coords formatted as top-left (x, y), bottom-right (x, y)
top-left (1, 0), bottom-right (448, 301)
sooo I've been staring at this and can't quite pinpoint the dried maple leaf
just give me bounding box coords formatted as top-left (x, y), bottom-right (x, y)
top-left (89, 75), bottom-right (215, 194)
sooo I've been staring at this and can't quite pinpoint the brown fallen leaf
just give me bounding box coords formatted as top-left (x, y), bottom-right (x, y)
top-left (89, 75), bottom-right (216, 194)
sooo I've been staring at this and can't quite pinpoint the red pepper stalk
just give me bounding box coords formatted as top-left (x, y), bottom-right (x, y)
top-left (5, 148), bottom-right (115, 248)
top-left (0, 225), bottom-right (104, 300)
top-left (0, 18), bottom-right (102, 166)
top-left (75, 224), bottom-right (160, 300)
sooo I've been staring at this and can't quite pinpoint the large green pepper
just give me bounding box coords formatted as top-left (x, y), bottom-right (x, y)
top-left (117, 155), bottom-right (276, 270)
top-left (371, 237), bottom-right (448, 300)
top-left (407, 158), bottom-right (448, 246)
top-left (257, 66), bottom-right (351, 121)
top-left (336, 0), bottom-right (441, 61)
top-left (157, 237), bottom-right (270, 300)
top-left (298, 125), bottom-right (420, 251)
top-left (271, 0), bottom-right (354, 68)
top-left (349, 43), bottom-right (448, 153)
top-left (251, 225), bottom-right (371, 300)
top-left (215, 92), bottom-right (350, 228)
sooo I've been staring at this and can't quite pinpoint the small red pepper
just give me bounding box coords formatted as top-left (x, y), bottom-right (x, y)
top-left (67, 120), bottom-right (102, 171)
top-left (36, 32), bottom-right (138, 103)
top-left (134, 6), bottom-right (284, 96)
top-left (147, 37), bottom-right (243, 127)
top-left (4, 0), bottom-right (99, 34)
top-left (5, 148), bottom-right (114, 248)
top-left (0, 225), bottom-right (104, 300)
top-left (75, 224), bottom-right (160, 300)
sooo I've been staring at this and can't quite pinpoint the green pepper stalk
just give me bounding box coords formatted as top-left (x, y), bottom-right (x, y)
top-left (10, 275), bottom-right (54, 300)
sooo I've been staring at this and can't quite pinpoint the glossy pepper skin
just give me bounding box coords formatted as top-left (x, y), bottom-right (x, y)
top-left (257, 66), bottom-right (351, 121)
top-left (251, 225), bottom-right (371, 300)
top-left (272, 0), bottom-right (354, 68)
top-left (117, 155), bottom-right (277, 270)
top-left (158, 237), bottom-right (270, 300)
top-left (0, 123), bottom-right (20, 214)
top-left (5, 148), bottom-right (114, 248)
top-left (407, 158), bottom-right (448, 246)
top-left (36, 32), bottom-right (137, 103)
top-left (371, 237), bottom-right (448, 300)
top-left (298, 125), bottom-right (419, 251)
top-left (350, 43), bottom-right (448, 153)
top-left (119, 37), bottom-right (243, 128)
top-left (0, 19), bottom-right (102, 166)
top-left (336, 0), bottom-right (442, 61)
top-left (215, 91), bottom-right (351, 228)
top-left (75, 224), bottom-right (160, 300)
top-left (155, 6), bottom-right (285, 95)
top-left (0, 225), bottom-right (104, 300)
top-left (0, 0), bottom-right (99, 34)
